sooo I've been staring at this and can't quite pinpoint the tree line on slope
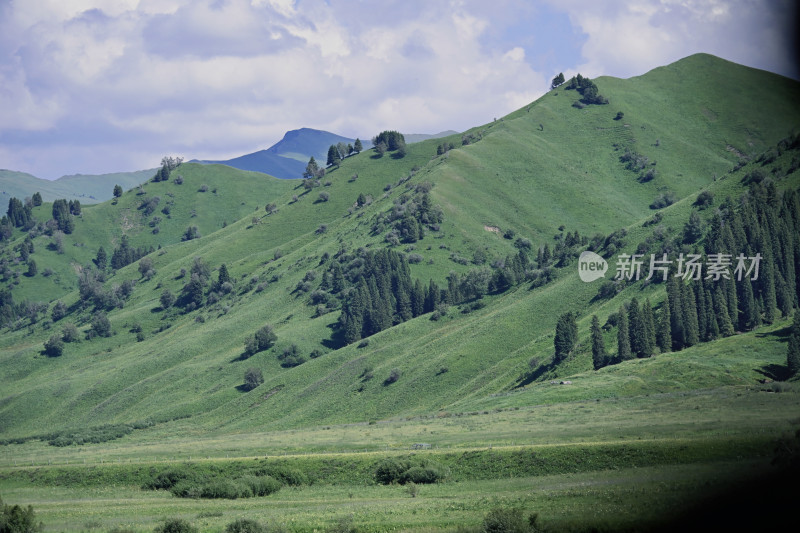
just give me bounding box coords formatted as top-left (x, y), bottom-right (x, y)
top-left (555, 177), bottom-right (800, 375)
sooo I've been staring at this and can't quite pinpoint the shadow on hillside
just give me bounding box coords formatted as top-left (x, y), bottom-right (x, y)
top-left (755, 324), bottom-right (793, 341)
top-left (514, 360), bottom-right (554, 389)
top-left (756, 363), bottom-right (790, 382)
top-left (231, 351), bottom-right (254, 363)
top-left (235, 384), bottom-right (254, 393)
top-left (321, 321), bottom-right (346, 350)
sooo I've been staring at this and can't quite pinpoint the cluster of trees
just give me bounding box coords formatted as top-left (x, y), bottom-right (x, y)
top-left (51, 199), bottom-right (78, 234)
top-left (2, 195), bottom-right (80, 241)
top-left (337, 249), bottom-right (422, 344)
top-left (372, 130), bottom-right (406, 157)
top-left (326, 139), bottom-right (362, 167)
top-left (564, 74), bottom-right (608, 105)
top-left (303, 156), bottom-right (324, 180)
top-left (371, 182), bottom-right (443, 245)
top-left (332, 244), bottom-right (542, 345)
top-left (5, 197), bottom-right (33, 230)
top-left (436, 141), bottom-right (455, 155)
top-left (788, 311), bottom-right (800, 377)
top-left (107, 235), bottom-right (154, 270)
top-left (78, 266), bottom-right (135, 311)
top-left (619, 147), bottom-right (657, 182)
top-left (175, 258), bottom-right (232, 313)
top-left (0, 290), bottom-right (49, 330)
top-left (243, 324), bottom-right (277, 358)
top-left (580, 179), bottom-right (800, 370)
top-left (551, 72), bottom-right (565, 89)
top-left (152, 156), bottom-right (183, 182)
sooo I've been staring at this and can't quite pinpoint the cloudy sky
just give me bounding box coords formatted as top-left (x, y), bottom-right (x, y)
top-left (0, 0), bottom-right (797, 179)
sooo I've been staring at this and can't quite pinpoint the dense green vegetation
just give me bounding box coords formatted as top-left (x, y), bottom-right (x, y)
top-left (1, 53), bottom-right (800, 531)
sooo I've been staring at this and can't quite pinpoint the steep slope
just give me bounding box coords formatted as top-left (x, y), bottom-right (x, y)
top-left (0, 54), bottom-right (798, 440)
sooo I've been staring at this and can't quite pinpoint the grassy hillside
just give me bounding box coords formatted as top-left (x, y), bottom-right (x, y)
top-left (0, 54), bottom-right (798, 445)
top-left (0, 169), bottom-right (155, 204)
top-left (2, 52), bottom-right (800, 533)
top-left (0, 164), bottom-right (294, 303)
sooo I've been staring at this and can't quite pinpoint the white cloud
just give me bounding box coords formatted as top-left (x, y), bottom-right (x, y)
top-left (0, 0), bottom-right (794, 179)
top-left (552, 0), bottom-right (796, 80)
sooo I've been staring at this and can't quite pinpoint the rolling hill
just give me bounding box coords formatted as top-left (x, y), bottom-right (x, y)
top-left (0, 168), bottom-right (155, 204)
top-left (0, 53), bottom-right (798, 441)
top-left (2, 52), bottom-right (800, 532)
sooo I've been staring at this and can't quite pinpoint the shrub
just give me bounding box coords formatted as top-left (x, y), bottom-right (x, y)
top-left (384, 368), bottom-right (401, 385)
top-left (375, 459), bottom-right (446, 485)
top-left (399, 466), bottom-right (444, 484)
top-left (650, 191), bottom-right (676, 209)
top-left (694, 190), bottom-right (714, 209)
top-left (87, 312), bottom-right (111, 339)
top-left (198, 184), bottom-right (209, 192)
top-left (318, 191), bottom-right (330, 202)
top-left (160, 289), bottom-right (176, 309)
top-left (244, 324), bottom-right (277, 356)
top-left (0, 497), bottom-right (44, 532)
top-left (482, 506), bottom-right (539, 533)
top-left (200, 479), bottom-right (252, 499)
top-left (243, 368), bottom-right (264, 391)
top-left (375, 458), bottom-right (409, 485)
top-left (239, 475), bottom-right (282, 496)
top-left (225, 519), bottom-right (267, 533)
top-left (256, 465), bottom-right (307, 486)
top-left (44, 334), bottom-right (64, 357)
top-left (154, 518), bottom-right (198, 533)
top-left (61, 323), bottom-right (80, 343)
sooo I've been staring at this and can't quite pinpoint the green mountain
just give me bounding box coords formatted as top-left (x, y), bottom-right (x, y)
top-left (194, 127), bottom-right (372, 178)
top-left (0, 169), bottom-right (154, 204)
top-left (1, 53), bottom-right (797, 439)
top-left (1, 54), bottom-right (800, 531)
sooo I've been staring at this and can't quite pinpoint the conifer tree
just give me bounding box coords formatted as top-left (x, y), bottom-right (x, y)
top-left (591, 315), bottom-right (606, 370)
top-left (666, 274), bottom-right (685, 350)
top-left (217, 263), bottom-right (230, 287)
top-left (787, 310), bottom-right (800, 377)
top-left (554, 312), bottom-right (577, 362)
top-left (657, 300), bottom-right (672, 353)
top-left (762, 248), bottom-right (778, 324)
top-left (628, 298), bottom-right (646, 358)
top-left (424, 279), bottom-right (439, 313)
top-left (694, 282), bottom-right (708, 341)
top-left (683, 283), bottom-right (700, 347)
top-left (714, 285), bottom-right (735, 337)
top-left (642, 298), bottom-right (657, 354)
top-left (95, 246), bottom-right (108, 270)
top-left (739, 278), bottom-right (757, 331)
top-left (411, 279), bottom-right (425, 317)
top-left (617, 307), bottom-right (632, 362)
